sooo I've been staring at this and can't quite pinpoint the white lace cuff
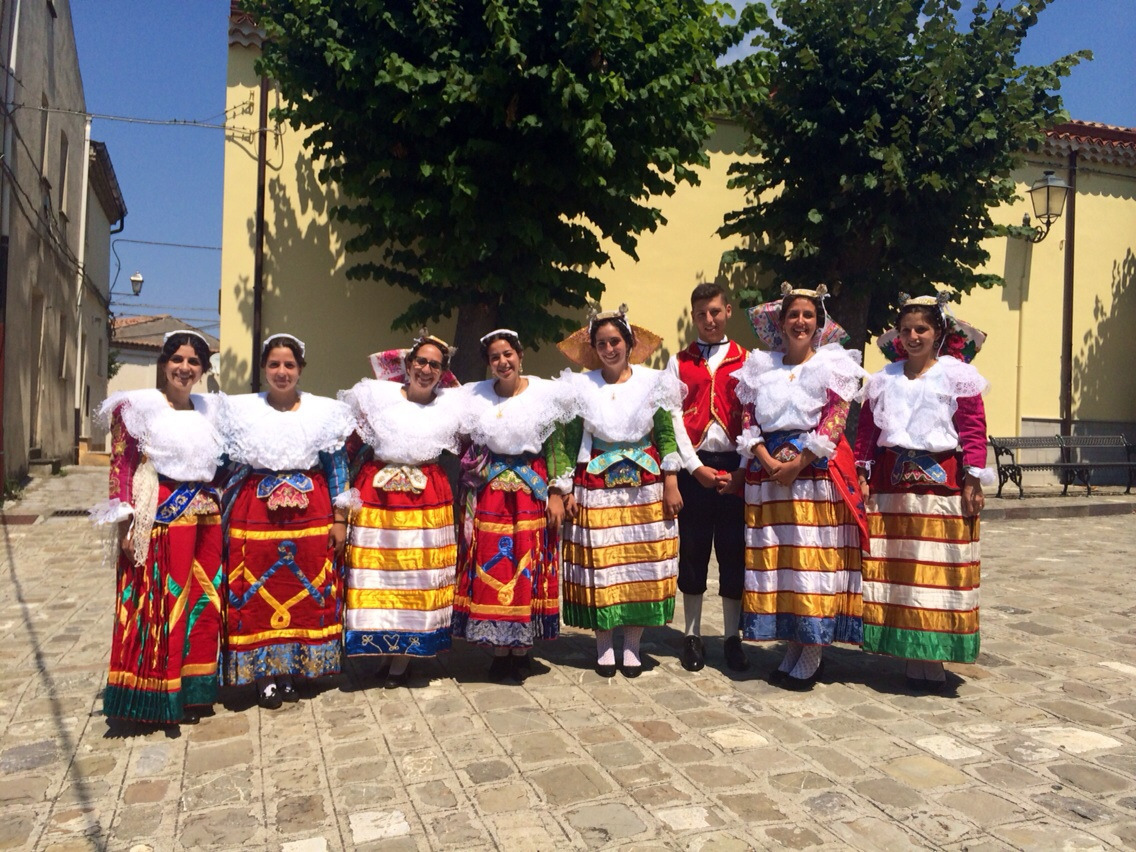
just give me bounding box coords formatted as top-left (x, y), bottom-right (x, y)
top-left (661, 452), bottom-right (682, 473)
top-left (805, 431), bottom-right (837, 460)
top-left (549, 473), bottom-right (575, 494)
top-left (88, 498), bottom-right (133, 525)
top-left (966, 466), bottom-right (996, 487)
top-left (736, 426), bottom-right (763, 459)
top-left (856, 460), bottom-right (874, 476)
top-left (333, 488), bottom-right (362, 512)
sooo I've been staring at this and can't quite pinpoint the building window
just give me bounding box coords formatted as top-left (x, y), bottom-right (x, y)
top-left (58, 131), bottom-right (69, 220)
top-left (46, 1), bottom-right (57, 95)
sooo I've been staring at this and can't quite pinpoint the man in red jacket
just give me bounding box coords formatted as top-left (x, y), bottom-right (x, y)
top-left (667, 283), bottom-right (749, 672)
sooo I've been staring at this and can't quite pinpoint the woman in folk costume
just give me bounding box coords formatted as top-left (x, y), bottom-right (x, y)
top-left (222, 334), bottom-right (354, 709)
top-left (338, 333), bottom-right (463, 688)
top-left (732, 284), bottom-right (869, 691)
top-left (452, 330), bottom-right (577, 682)
top-left (90, 330), bottom-right (226, 725)
top-left (557, 305), bottom-right (686, 678)
top-left (853, 293), bottom-right (991, 692)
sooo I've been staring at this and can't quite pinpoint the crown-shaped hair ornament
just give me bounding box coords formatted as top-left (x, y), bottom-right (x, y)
top-left (746, 282), bottom-right (848, 352)
top-left (559, 303), bottom-right (661, 369)
top-left (877, 290), bottom-right (986, 363)
top-left (897, 291), bottom-right (952, 309)
top-left (586, 302), bottom-right (631, 334)
top-left (780, 282), bottom-right (829, 300)
top-left (412, 327), bottom-right (456, 359)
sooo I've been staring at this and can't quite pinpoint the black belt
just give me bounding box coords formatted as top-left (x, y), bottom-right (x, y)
top-left (695, 449), bottom-right (740, 465)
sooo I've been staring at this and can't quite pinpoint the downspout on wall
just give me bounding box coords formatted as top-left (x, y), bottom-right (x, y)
top-left (0, 0), bottom-right (23, 479)
top-left (250, 75), bottom-right (268, 392)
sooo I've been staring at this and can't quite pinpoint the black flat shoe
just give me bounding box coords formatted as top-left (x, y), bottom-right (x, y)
top-left (778, 660), bottom-right (825, 692)
top-left (622, 664), bottom-right (642, 679)
top-left (384, 666), bottom-right (411, 689)
top-left (510, 654), bottom-right (532, 682)
top-left (723, 636), bottom-right (750, 672)
top-left (680, 635), bottom-right (705, 672)
top-left (258, 684), bottom-right (283, 710)
top-left (906, 676), bottom-right (928, 691)
top-left (596, 663), bottom-right (617, 678)
top-left (280, 681), bottom-right (300, 703)
top-left (488, 655), bottom-right (512, 682)
top-left (768, 669), bottom-right (789, 685)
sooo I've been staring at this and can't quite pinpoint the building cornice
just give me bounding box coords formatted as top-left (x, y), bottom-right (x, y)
top-left (1042, 120), bottom-right (1136, 170)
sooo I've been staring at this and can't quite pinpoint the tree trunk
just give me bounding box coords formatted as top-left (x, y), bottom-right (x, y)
top-left (834, 284), bottom-right (873, 441)
top-left (450, 300), bottom-right (498, 383)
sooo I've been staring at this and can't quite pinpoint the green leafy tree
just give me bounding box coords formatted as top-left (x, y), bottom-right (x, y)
top-left (719, 0), bottom-right (1089, 350)
top-left (247, 0), bottom-right (763, 378)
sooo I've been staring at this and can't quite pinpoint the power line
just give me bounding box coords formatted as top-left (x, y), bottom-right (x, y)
top-left (113, 238), bottom-right (222, 252)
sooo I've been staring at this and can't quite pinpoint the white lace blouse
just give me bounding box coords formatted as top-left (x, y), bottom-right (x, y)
top-left (224, 392), bottom-right (354, 470)
top-left (102, 388), bottom-right (225, 482)
top-left (339, 379), bottom-right (462, 466)
top-left (455, 375), bottom-right (577, 456)
top-left (863, 357), bottom-right (989, 454)
top-left (734, 343), bottom-right (867, 459)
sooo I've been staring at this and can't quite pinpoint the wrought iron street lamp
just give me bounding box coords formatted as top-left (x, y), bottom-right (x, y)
top-left (1022, 170), bottom-right (1070, 243)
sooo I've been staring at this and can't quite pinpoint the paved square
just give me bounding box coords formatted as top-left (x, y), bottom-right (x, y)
top-left (1, 468), bottom-right (1134, 849)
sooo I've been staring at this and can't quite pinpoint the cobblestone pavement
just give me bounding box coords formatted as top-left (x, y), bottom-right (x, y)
top-left (1, 467), bottom-right (1135, 850)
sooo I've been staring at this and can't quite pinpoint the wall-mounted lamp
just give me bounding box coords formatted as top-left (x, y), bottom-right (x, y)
top-left (1022, 170), bottom-right (1070, 243)
top-left (128, 271), bottom-right (144, 296)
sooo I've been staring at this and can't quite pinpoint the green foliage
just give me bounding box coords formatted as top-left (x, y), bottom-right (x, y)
top-left (247, 0), bottom-right (764, 374)
top-left (719, 0), bottom-right (1089, 346)
top-left (107, 348), bottom-right (122, 381)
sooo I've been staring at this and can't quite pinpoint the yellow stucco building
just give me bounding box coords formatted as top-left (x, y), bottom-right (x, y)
top-left (219, 11), bottom-right (1136, 465)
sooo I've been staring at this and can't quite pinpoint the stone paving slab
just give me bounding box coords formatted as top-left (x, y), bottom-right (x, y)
top-left (0, 468), bottom-right (1134, 850)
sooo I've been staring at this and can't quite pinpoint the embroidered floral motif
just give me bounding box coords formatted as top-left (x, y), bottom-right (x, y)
top-left (604, 460), bottom-right (643, 488)
top-left (266, 484), bottom-right (310, 510)
top-left (373, 465), bottom-right (428, 493)
top-left (772, 444), bottom-right (801, 463)
top-left (489, 469), bottom-right (531, 494)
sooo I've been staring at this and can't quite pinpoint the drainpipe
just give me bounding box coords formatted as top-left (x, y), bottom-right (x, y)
top-left (1059, 150), bottom-right (1077, 438)
top-left (250, 76), bottom-right (268, 392)
top-left (72, 115), bottom-right (92, 461)
top-left (0, 0), bottom-right (24, 478)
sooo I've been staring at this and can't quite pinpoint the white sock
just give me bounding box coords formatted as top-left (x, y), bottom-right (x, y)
top-left (493, 646), bottom-right (510, 658)
top-left (789, 645), bottom-right (822, 680)
top-left (778, 642), bottom-right (803, 673)
top-left (623, 626), bottom-right (645, 667)
top-left (683, 594), bottom-right (703, 636)
top-left (596, 630), bottom-right (615, 666)
top-left (721, 597), bottom-right (743, 637)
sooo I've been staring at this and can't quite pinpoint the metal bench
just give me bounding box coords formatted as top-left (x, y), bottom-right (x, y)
top-left (988, 434), bottom-right (1136, 498)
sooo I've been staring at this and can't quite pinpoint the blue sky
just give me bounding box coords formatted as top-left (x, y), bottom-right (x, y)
top-left (71, 0), bottom-right (1135, 335)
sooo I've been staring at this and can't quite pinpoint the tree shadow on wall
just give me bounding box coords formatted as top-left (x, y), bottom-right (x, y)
top-left (1072, 248), bottom-right (1136, 428)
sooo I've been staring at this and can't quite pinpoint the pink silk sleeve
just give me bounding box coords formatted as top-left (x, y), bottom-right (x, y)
top-left (853, 400), bottom-right (881, 465)
top-left (816, 390), bottom-right (851, 449)
top-left (108, 408), bottom-right (140, 506)
top-left (953, 394), bottom-right (988, 470)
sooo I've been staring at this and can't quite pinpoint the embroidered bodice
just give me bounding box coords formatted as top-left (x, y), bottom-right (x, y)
top-left (100, 389), bottom-right (225, 482)
top-left (224, 392), bottom-right (354, 471)
top-left (456, 375), bottom-right (577, 456)
top-left (863, 357), bottom-right (989, 453)
top-left (339, 379), bottom-right (462, 466)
